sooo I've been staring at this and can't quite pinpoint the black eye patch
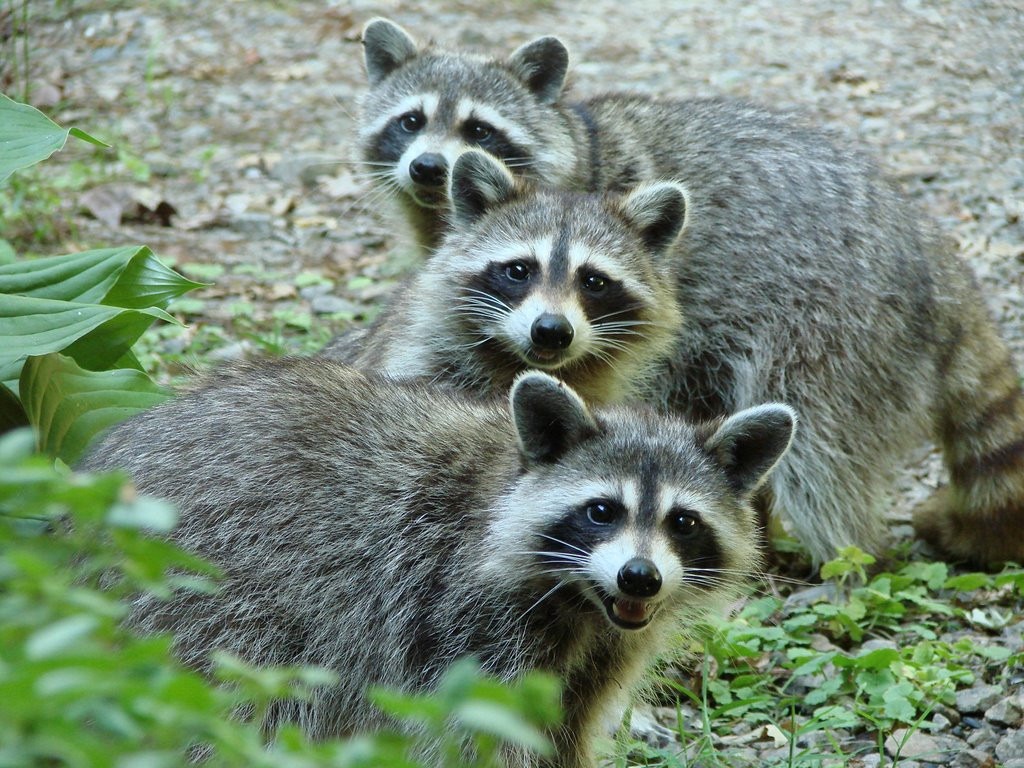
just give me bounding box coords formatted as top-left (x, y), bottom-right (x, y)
top-left (465, 259), bottom-right (540, 306)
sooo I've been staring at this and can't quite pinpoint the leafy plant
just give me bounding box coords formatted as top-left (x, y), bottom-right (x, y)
top-left (0, 429), bottom-right (562, 767)
top-left (630, 547), bottom-right (1024, 767)
top-left (0, 94), bottom-right (201, 463)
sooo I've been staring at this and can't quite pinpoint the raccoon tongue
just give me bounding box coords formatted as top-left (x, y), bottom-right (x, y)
top-left (612, 598), bottom-right (649, 624)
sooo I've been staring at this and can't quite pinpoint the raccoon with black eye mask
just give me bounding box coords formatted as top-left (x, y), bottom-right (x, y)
top-left (341, 149), bottom-right (684, 407)
top-left (332, 147), bottom-right (1024, 571)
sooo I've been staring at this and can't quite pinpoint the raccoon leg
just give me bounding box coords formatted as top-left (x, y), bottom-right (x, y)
top-left (768, 429), bottom-right (895, 566)
top-left (917, 295), bottom-right (1024, 568)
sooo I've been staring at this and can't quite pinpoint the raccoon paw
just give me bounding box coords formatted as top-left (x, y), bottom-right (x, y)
top-left (627, 704), bottom-right (680, 750)
top-left (912, 486), bottom-right (1024, 569)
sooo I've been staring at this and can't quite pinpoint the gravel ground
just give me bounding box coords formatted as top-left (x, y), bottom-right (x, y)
top-left (8, 0), bottom-right (1024, 764)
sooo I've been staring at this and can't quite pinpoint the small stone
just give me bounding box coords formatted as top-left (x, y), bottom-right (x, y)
top-left (956, 684), bottom-right (1004, 713)
top-left (1005, 761), bottom-right (1024, 768)
top-left (206, 341), bottom-right (254, 362)
top-left (858, 755), bottom-right (882, 768)
top-left (885, 729), bottom-right (966, 762)
top-left (929, 712), bottom-right (953, 731)
top-left (310, 295), bottom-right (361, 316)
top-left (984, 694), bottom-right (1023, 727)
top-left (951, 749), bottom-right (997, 768)
top-left (967, 727), bottom-right (999, 752)
top-left (269, 153), bottom-right (340, 186)
top-left (998, 729), bottom-right (1024, 761)
top-left (299, 284), bottom-right (332, 300)
top-left (861, 638), bottom-right (899, 652)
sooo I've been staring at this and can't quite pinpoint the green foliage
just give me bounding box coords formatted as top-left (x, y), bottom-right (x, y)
top-left (0, 93), bottom-right (107, 183)
top-left (0, 430), bottom-right (561, 766)
top-left (0, 95), bottom-right (202, 462)
top-left (19, 353), bottom-right (169, 465)
top-left (635, 547), bottom-right (1024, 766)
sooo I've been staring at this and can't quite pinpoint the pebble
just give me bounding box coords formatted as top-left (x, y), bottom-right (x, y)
top-left (951, 750), bottom-right (997, 768)
top-left (966, 726), bottom-right (1000, 755)
top-left (955, 684), bottom-right (1005, 713)
top-left (310, 295), bottom-right (362, 316)
top-left (884, 729), bottom-right (966, 762)
top-left (985, 694), bottom-right (1023, 728)
top-left (998, 729), bottom-right (1024, 761)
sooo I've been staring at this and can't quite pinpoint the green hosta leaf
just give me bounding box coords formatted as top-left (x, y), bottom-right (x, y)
top-left (0, 294), bottom-right (175, 386)
top-left (0, 93), bottom-right (108, 183)
top-left (0, 246), bottom-right (204, 309)
top-left (0, 383), bottom-right (28, 431)
top-left (20, 353), bottom-right (170, 464)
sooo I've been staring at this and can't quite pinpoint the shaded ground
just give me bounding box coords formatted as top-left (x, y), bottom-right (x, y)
top-left (4, 0), bottom-right (1023, 765)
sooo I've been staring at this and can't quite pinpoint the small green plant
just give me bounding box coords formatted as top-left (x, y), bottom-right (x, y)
top-left (0, 93), bottom-right (203, 463)
top-left (0, 429), bottom-right (562, 766)
top-left (628, 547), bottom-right (1024, 766)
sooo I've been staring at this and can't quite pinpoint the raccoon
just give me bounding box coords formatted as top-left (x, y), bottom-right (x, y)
top-left (80, 359), bottom-right (796, 767)
top-left (333, 149), bottom-right (1024, 569)
top-left (357, 18), bottom-right (908, 256)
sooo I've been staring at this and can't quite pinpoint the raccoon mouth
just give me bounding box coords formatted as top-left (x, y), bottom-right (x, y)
top-left (521, 347), bottom-right (572, 369)
top-left (408, 188), bottom-right (449, 209)
top-left (602, 594), bottom-right (657, 631)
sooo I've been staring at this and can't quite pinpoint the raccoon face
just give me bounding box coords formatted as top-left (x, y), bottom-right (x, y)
top-left (360, 19), bottom-right (572, 209)
top-left (439, 151), bottom-right (686, 386)
top-left (498, 373), bottom-right (797, 632)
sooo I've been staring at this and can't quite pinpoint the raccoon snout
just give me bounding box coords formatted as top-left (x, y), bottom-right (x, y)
top-left (617, 557), bottom-right (662, 598)
top-left (409, 153), bottom-right (448, 187)
top-left (531, 313), bottom-right (575, 350)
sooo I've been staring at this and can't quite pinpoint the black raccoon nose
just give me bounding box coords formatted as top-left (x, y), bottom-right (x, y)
top-left (617, 558), bottom-right (663, 598)
top-left (531, 314), bottom-right (574, 350)
top-left (409, 153), bottom-right (447, 187)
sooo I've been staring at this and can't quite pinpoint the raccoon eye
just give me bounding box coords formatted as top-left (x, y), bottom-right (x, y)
top-left (464, 119), bottom-right (495, 143)
top-left (504, 261), bottom-right (531, 282)
top-left (398, 112), bottom-right (425, 133)
top-left (581, 273), bottom-right (608, 293)
top-left (671, 511), bottom-right (702, 539)
top-left (585, 500), bottom-right (621, 526)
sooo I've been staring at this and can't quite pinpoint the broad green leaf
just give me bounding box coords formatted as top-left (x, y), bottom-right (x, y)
top-left (0, 294), bottom-right (174, 385)
top-left (0, 93), bottom-right (108, 183)
top-left (0, 246), bottom-right (203, 309)
top-left (0, 239), bottom-right (15, 265)
top-left (20, 353), bottom-right (170, 464)
top-left (454, 701), bottom-right (552, 754)
top-left (25, 614), bottom-right (100, 659)
top-left (0, 382), bottom-right (28, 431)
top-left (943, 572), bottom-right (990, 591)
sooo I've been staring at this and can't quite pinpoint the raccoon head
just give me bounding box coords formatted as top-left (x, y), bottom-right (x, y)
top-left (499, 372), bottom-right (797, 632)
top-left (359, 19), bottom-right (573, 211)
top-left (432, 150), bottom-right (686, 403)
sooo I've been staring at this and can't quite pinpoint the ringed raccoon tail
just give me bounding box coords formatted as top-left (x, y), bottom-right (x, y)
top-left (916, 263), bottom-right (1024, 567)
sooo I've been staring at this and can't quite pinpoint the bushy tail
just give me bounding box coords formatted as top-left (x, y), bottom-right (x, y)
top-left (915, 261), bottom-right (1024, 567)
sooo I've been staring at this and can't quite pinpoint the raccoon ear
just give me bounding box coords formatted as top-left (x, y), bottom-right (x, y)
top-left (510, 372), bottom-right (599, 465)
top-left (704, 404), bottom-right (797, 496)
top-left (363, 18), bottom-right (419, 86)
top-left (507, 37), bottom-right (570, 103)
top-left (618, 182), bottom-right (689, 254)
top-left (450, 150), bottom-right (518, 228)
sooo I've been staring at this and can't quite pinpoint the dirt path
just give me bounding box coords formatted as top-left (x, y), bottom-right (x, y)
top-left (15, 0), bottom-right (1023, 352)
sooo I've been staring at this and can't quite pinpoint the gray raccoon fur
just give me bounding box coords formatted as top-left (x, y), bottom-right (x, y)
top-left (80, 358), bottom-right (796, 767)
top-left (357, 18), bottom-right (912, 257)
top-left (330, 149), bottom-right (1024, 568)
